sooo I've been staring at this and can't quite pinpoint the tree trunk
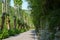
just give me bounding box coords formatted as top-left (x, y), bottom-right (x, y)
top-left (6, 15), bottom-right (10, 30)
top-left (1, 13), bottom-right (6, 30)
top-left (1, 0), bottom-right (6, 30)
top-left (14, 16), bottom-right (16, 29)
top-left (6, 0), bottom-right (10, 30)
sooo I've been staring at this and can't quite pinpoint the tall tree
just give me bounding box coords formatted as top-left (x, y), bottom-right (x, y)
top-left (27, 0), bottom-right (60, 40)
top-left (6, 0), bottom-right (11, 30)
top-left (1, 0), bottom-right (7, 30)
top-left (14, 0), bottom-right (22, 29)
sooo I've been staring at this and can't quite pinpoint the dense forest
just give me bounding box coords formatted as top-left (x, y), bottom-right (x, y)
top-left (26, 0), bottom-right (60, 40)
top-left (0, 0), bottom-right (34, 39)
top-left (0, 0), bottom-right (60, 40)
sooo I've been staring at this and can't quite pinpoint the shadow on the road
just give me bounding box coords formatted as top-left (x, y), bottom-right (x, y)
top-left (30, 30), bottom-right (38, 40)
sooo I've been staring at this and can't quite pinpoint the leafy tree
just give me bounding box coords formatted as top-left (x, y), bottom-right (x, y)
top-left (14, 0), bottom-right (22, 29)
top-left (27, 0), bottom-right (60, 40)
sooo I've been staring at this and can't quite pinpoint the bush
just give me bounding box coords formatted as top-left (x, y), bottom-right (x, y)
top-left (0, 28), bottom-right (9, 39)
top-left (8, 29), bottom-right (16, 36)
top-left (15, 29), bottom-right (20, 34)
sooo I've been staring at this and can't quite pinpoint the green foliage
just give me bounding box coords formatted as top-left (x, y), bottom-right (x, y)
top-left (0, 28), bottom-right (9, 39)
top-left (8, 29), bottom-right (16, 36)
top-left (0, 0), bottom-right (31, 40)
top-left (14, 0), bottom-right (22, 5)
top-left (2, 29), bottom-right (9, 39)
top-left (27, 0), bottom-right (60, 40)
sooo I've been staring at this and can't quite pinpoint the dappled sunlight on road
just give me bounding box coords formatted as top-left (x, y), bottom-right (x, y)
top-left (3, 29), bottom-right (38, 40)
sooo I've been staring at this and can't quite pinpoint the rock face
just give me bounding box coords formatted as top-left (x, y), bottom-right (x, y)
top-left (39, 30), bottom-right (51, 40)
top-left (54, 31), bottom-right (60, 40)
top-left (39, 30), bottom-right (60, 40)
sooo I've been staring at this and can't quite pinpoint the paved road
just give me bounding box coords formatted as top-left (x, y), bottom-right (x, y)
top-left (3, 29), bottom-right (38, 40)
